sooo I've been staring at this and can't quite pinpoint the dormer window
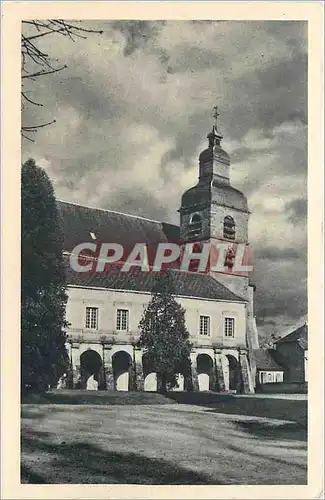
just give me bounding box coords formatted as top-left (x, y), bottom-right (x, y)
top-left (223, 215), bottom-right (235, 240)
top-left (187, 213), bottom-right (202, 240)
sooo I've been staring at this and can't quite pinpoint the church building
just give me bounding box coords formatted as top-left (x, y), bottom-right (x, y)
top-left (58, 109), bottom-right (260, 393)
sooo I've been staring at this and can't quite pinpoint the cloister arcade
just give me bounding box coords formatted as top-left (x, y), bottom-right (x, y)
top-left (68, 344), bottom-right (246, 393)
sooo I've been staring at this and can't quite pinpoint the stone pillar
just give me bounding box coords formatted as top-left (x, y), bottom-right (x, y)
top-left (210, 354), bottom-right (217, 391)
top-left (190, 351), bottom-right (199, 392)
top-left (103, 345), bottom-right (115, 391)
top-left (71, 343), bottom-right (81, 388)
top-left (239, 349), bottom-right (254, 394)
top-left (133, 347), bottom-right (144, 391)
top-left (214, 349), bottom-right (225, 392)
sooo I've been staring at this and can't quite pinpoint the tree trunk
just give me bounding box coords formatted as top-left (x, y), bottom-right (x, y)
top-left (157, 373), bottom-right (167, 394)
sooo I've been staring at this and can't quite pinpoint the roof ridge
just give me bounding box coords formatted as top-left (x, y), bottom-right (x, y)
top-left (204, 273), bottom-right (246, 302)
top-left (57, 199), bottom-right (177, 226)
top-left (277, 319), bottom-right (308, 341)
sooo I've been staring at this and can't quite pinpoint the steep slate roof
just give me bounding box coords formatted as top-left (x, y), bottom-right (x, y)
top-left (58, 200), bottom-right (245, 303)
top-left (64, 262), bottom-right (245, 302)
top-left (275, 323), bottom-right (308, 350)
top-left (253, 348), bottom-right (284, 371)
top-left (57, 200), bottom-right (180, 255)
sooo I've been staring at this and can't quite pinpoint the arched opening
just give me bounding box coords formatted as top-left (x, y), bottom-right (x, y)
top-left (197, 354), bottom-right (214, 392)
top-left (223, 215), bottom-right (236, 240)
top-left (187, 212), bottom-right (202, 240)
top-left (112, 351), bottom-right (132, 391)
top-left (80, 349), bottom-right (104, 390)
top-left (225, 354), bottom-right (241, 392)
top-left (142, 353), bottom-right (157, 392)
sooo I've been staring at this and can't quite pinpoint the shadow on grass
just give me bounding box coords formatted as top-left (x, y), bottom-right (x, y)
top-left (233, 420), bottom-right (307, 442)
top-left (21, 432), bottom-right (220, 485)
top-left (200, 398), bottom-right (307, 427)
top-left (21, 465), bottom-right (47, 484)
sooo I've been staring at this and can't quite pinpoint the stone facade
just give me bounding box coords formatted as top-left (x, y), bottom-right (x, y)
top-left (65, 286), bottom-right (254, 393)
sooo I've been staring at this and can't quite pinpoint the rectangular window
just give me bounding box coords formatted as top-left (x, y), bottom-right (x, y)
top-left (199, 315), bottom-right (210, 336)
top-left (224, 317), bottom-right (235, 337)
top-left (85, 307), bottom-right (98, 330)
top-left (116, 309), bottom-right (129, 331)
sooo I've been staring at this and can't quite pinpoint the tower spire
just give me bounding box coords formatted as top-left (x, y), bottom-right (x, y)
top-left (208, 104), bottom-right (223, 147)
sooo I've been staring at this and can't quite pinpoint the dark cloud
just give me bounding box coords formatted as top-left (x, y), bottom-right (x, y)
top-left (103, 187), bottom-right (170, 222)
top-left (256, 291), bottom-right (307, 321)
top-left (22, 20), bottom-right (308, 335)
top-left (285, 198), bottom-right (308, 224)
top-left (110, 21), bottom-right (164, 56)
top-left (254, 246), bottom-right (302, 261)
top-left (255, 53), bottom-right (307, 128)
top-left (256, 318), bottom-right (278, 327)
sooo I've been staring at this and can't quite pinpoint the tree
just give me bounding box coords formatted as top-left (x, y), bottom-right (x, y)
top-left (21, 20), bottom-right (103, 141)
top-left (138, 271), bottom-right (192, 393)
top-left (21, 159), bottom-right (69, 393)
top-left (259, 332), bottom-right (282, 349)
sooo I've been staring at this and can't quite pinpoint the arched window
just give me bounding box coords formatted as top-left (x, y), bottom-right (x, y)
top-left (223, 215), bottom-right (235, 240)
top-left (187, 212), bottom-right (202, 239)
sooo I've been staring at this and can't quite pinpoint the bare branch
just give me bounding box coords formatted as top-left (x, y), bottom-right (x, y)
top-left (21, 20), bottom-right (103, 140)
top-left (22, 92), bottom-right (43, 107)
top-left (22, 119), bottom-right (57, 131)
top-left (21, 131), bottom-right (35, 142)
top-left (22, 66), bottom-right (67, 80)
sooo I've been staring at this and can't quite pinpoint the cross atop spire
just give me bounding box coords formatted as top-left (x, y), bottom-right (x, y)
top-left (213, 105), bottom-right (221, 130)
top-left (213, 105), bottom-right (219, 121)
top-left (207, 104), bottom-right (223, 146)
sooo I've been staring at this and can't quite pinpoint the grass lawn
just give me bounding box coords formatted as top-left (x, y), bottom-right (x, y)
top-left (21, 395), bottom-right (307, 485)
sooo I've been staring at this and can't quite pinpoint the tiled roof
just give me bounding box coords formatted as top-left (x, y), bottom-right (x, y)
top-left (57, 200), bottom-right (180, 255)
top-left (275, 323), bottom-right (308, 349)
top-left (253, 348), bottom-right (284, 371)
top-left (64, 261), bottom-right (245, 302)
top-left (58, 200), bottom-right (245, 302)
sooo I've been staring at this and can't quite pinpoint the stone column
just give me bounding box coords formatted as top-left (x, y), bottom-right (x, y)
top-left (71, 343), bottom-right (81, 388)
top-left (210, 353), bottom-right (217, 391)
top-left (133, 347), bottom-right (144, 391)
top-left (103, 344), bottom-right (115, 391)
top-left (214, 349), bottom-right (225, 392)
top-left (239, 349), bottom-right (254, 394)
top-left (190, 351), bottom-right (199, 392)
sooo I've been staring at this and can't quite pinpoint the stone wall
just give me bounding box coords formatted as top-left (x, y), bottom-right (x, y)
top-left (66, 286), bottom-right (247, 348)
top-left (210, 203), bottom-right (249, 243)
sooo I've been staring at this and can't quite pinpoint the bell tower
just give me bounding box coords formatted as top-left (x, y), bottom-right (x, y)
top-left (179, 106), bottom-right (259, 352)
top-left (179, 107), bottom-right (253, 300)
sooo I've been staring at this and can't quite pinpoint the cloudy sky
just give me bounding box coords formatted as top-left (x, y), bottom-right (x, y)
top-left (22, 20), bottom-right (308, 341)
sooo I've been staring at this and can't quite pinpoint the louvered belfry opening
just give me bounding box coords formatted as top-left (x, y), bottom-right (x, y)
top-left (223, 215), bottom-right (236, 240)
top-left (187, 213), bottom-right (202, 240)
